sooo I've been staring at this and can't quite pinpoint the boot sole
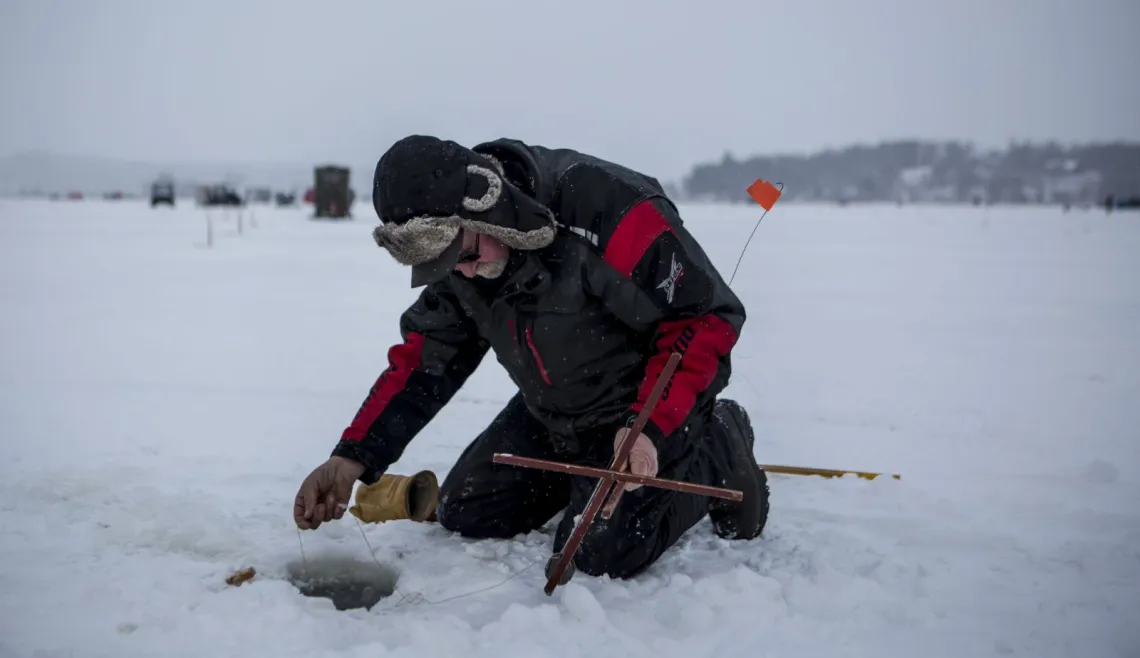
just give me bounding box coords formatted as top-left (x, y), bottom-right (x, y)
top-left (710, 400), bottom-right (770, 540)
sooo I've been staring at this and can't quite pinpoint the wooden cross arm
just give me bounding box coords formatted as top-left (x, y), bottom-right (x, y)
top-left (492, 453), bottom-right (743, 502)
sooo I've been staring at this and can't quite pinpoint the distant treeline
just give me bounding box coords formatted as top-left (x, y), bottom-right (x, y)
top-left (680, 140), bottom-right (1140, 206)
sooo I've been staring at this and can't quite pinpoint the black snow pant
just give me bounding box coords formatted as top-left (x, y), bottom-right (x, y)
top-left (436, 393), bottom-right (736, 579)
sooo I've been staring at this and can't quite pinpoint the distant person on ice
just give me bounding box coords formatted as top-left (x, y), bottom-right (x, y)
top-left (294, 135), bottom-right (770, 579)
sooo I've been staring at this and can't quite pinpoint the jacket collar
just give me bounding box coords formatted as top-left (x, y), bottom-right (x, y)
top-left (453, 250), bottom-right (552, 307)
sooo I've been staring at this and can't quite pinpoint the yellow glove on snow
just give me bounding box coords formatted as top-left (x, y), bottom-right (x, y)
top-left (349, 470), bottom-right (439, 523)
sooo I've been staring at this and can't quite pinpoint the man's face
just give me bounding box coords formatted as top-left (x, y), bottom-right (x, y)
top-left (454, 230), bottom-right (510, 279)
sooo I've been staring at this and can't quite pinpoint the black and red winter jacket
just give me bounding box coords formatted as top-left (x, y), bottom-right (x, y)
top-left (332, 138), bottom-right (747, 484)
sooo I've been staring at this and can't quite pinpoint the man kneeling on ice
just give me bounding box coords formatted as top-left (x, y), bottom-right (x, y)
top-left (293, 135), bottom-right (770, 579)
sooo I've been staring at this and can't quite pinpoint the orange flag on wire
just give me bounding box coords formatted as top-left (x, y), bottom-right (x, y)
top-left (747, 179), bottom-right (781, 211)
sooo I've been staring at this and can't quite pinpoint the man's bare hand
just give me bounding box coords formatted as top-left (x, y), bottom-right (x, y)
top-left (294, 456), bottom-right (366, 529)
top-left (614, 428), bottom-right (658, 492)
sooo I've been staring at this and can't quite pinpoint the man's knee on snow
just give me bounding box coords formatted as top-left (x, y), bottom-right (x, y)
top-left (571, 543), bottom-right (654, 580)
top-left (436, 483), bottom-right (528, 539)
top-left (437, 486), bottom-right (503, 538)
top-left (570, 523), bottom-right (662, 580)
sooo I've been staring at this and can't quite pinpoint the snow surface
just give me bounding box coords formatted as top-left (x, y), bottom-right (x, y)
top-left (1, 198), bottom-right (1138, 658)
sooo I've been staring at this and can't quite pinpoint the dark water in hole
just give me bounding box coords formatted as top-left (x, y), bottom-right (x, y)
top-left (285, 556), bottom-right (399, 611)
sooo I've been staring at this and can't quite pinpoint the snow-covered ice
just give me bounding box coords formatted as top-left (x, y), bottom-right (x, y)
top-left (1, 198), bottom-right (1138, 658)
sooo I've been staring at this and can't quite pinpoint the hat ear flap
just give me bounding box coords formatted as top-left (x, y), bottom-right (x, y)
top-left (373, 218), bottom-right (461, 266)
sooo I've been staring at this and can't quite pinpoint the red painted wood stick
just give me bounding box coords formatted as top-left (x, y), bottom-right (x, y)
top-left (492, 453), bottom-right (742, 501)
top-left (509, 352), bottom-right (681, 595)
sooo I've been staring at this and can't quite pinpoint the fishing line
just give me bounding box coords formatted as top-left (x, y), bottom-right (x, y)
top-left (351, 516), bottom-right (541, 608)
top-left (295, 527), bottom-right (310, 581)
top-left (294, 520), bottom-right (540, 610)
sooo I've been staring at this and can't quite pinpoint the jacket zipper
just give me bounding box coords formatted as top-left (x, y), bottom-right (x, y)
top-left (524, 326), bottom-right (553, 386)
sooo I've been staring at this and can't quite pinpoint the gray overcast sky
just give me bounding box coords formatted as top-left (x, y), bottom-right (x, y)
top-left (1, 0), bottom-right (1138, 180)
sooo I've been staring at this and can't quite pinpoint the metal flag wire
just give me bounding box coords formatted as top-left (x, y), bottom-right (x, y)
top-left (728, 181), bottom-right (784, 287)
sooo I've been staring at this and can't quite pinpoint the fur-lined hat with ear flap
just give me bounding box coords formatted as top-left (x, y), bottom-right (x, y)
top-left (371, 135), bottom-right (557, 287)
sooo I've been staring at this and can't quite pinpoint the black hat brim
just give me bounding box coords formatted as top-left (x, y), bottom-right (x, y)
top-left (409, 232), bottom-right (464, 288)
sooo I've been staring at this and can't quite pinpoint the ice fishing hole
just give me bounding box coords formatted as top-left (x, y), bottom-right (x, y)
top-left (286, 556), bottom-right (399, 611)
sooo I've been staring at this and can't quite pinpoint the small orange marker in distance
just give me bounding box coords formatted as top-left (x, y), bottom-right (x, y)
top-left (747, 178), bottom-right (782, 211)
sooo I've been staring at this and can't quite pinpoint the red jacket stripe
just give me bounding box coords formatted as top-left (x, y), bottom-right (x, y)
top-left (341, 332), bottom-right (426, 441)
top-left (632, 315), bottom-right (738, 436)
top-left (602, 200), bottom-right (672, 277)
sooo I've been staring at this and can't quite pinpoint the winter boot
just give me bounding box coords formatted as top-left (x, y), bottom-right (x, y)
top-left (707, 399), bottom-right (769, 540)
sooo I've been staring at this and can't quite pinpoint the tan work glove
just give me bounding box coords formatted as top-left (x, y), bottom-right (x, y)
top-left (294, 456), bottom-right (365, 530)
top-left (349, 470), bottom-right (440, 523)
top-left (614, 428), bottom-right (658, 491)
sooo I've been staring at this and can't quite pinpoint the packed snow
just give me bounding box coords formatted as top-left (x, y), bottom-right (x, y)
top-left (1, 198), bottom-right (1138, 658)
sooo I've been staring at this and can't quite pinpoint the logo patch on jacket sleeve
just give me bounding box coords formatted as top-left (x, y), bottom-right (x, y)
top-left (655, 252), bottom-right (685, 304)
